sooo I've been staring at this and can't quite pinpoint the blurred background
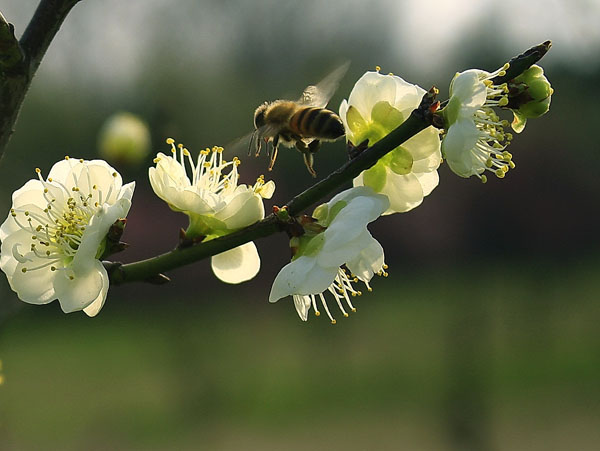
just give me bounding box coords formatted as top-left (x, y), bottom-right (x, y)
top-left (1, 0), bottom-right (600, 449)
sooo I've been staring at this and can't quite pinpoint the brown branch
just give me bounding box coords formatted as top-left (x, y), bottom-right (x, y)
top-left (0, 0), bottom-right (82, 162)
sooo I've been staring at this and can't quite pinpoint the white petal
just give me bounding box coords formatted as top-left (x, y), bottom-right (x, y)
top-left (414, 170), bottom-right (439, 197)
top-left (339, 99), bottom-right (350, 130)
top-left (319, 231), bottom-right (374, 269)
top-left (72, 198), bottom-right (132, 275)
top-left (381, 171), bottom-right (425, 214)
top-left (442, 118), bottom-right (481, 177)
top-left (393, 77), bottom-right (426, 117)
top-left (215, 190), bottom-right (264, 230)
top-left (345, 233), bottom-right (385, 282)
top-left (269, 256), bottom-right (336, 302)
top-left (211, 241), bottom-right (260, 284)
top-left (10, 255), bottom-right (57, 304)
top-left (348, 72), bottom-right (398, 121)
top-left (47, 158), bottom-right (76, 184)
top-left (0, 228), bottom-right (40, 279)
top-left (293, 295), bottom-right (312, 321)
top-left (402, 126), bottom-right (441, 161)
top-left (450, 70), bottom-right (487, 110)
top-left (322, 196), bottom-right (385, 250)
top-left (83, 263), bottom-right (110, 317)
top-left (53, 263), bottom-right (105, 313)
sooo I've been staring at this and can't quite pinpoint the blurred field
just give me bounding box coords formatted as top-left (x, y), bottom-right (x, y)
top-left (1, 259), bottom-right (600, 450)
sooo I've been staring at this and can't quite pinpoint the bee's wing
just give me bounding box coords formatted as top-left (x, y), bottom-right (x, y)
top-left (298, 61), bottom-right (350, 108)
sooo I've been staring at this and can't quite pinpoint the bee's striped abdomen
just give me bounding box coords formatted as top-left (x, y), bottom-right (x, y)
top-left (289, 107), bottom-right (345, 141)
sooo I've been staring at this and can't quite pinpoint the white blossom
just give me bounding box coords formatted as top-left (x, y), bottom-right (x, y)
top-left (149, 139), bottom-right (274, 283)
top-left (441, 65), bottom-right (516, 182)
top-left (269, 187), bottom-right (388, 323)
top-left (339, 70), bottom-right (441, 214)
top-left (0, 157), bottom-right (135, 316)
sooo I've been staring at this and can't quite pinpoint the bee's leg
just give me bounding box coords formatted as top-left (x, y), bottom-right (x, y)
top-left (268, 135), bottom-right (280, 171)
top-left (295, 141), bottom-right (317, 178)
top-left (308, 139), bottom-right (321, 154)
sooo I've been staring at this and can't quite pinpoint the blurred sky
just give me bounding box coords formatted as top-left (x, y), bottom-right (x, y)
top-left (2, 0), bottom-right (600, 88)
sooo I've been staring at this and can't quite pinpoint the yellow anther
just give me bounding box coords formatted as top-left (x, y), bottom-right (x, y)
top-left (495, 168), bottom-right (505, 178)
top-left (183, 148), bottom-right (190, 156)
top-left (48, 178), bottom-right (53, 182)
top-left (509, 161), bottom-right (516, 169)
top-left (481, 175), bottom-right (488, 184)
top-left (331, 319), bottom-right (337, 325)
top-left (499, 97), bottom-right (509, 107)
top-left (166, 138), bottom-right (175, 144)
top-left (65, 156), bottom-right (70, 160)
top-left (112, 172), bottom-right (117, 177)
top-left (35, 168), bottom-right (41, 173)
top-left (505, 133), bottom-right (513, 141)
top-left (315, 311), bottom-right (320, 317)
top-left (498, 70), bottom-right (506, 77)
top-left (483, 80), bottom-right (493, 87)
top-left (501, 165), bottom-right (509, 173)
top-left (383, 264), bottom-right (388, 269)
top-left (343, 313), bottom-right (349, 318)
top-left (368, 287), bottom-right (373, 292)
top-left (352, 308), bottom-right (357, 313)
top-left (357, 291), bottom-right (362, 296)
top-left (177, 143), bottom-right (183, 149)
top-left (375, 65), bottom-right (381, 72)
top-left (388, 72), bottom-right (394, 76)
top-left (79, 159), bottom-right (84, 163)
top-left (50, 266), bottom-right (56, 271)
top-left (485, 158), bottom-right (493, 168)
top-left (43, 188), bottom-right (48, 193)
top-left (502, 151), bottom-right (512, 159)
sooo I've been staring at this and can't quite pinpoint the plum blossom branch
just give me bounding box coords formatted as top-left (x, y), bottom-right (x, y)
top-left (0, 0), bottom-right (83, 161)
top-left (108, 91), bottom-right (438, 285)
top-left (107, 41), bottom-right (552, 287)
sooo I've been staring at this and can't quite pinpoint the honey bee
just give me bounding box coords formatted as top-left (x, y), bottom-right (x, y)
top-left (250, 62), bottom-right (350, 177)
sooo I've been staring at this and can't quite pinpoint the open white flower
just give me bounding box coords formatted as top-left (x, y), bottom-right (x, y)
top-left (149, 139), bottom-right (275, 284)
top-left (0, 157), bottom-right (135, 316)
top-left (339, 70), bottom-right (441, 214)
top-left (269, 187), bottom-right (388, 323)
top-left (440, 65), bottom-right (515, 182)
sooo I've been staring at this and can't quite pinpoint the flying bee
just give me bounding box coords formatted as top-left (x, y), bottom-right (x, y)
top-left (250, 62), bottom-right (350, 177)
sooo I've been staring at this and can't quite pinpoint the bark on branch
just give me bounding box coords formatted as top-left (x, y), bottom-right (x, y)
top-left (0, 0), bottom-right (82, 161)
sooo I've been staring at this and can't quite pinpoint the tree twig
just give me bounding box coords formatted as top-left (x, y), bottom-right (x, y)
top-left (0, 0), bottom-right (82, 161)
top-left (108, 90), bottom-right (438, 285)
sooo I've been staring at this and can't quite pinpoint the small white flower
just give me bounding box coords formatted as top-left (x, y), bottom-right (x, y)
top-left (339, 69), bottom-right (442, 214)
top-left (0, 157), bottom-right (135, 316)
top-left (441, 65), bottom-right (515, 182)
top-left (269, 187), bottom-right (389, 323)
top-left (149, 139), bottom-right (275, 284)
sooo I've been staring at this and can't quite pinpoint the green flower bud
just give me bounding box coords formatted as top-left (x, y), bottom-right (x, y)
top-left (508, 65), bottom-right (553, 133)
top-left (98, 112), bottom-right (151, 165)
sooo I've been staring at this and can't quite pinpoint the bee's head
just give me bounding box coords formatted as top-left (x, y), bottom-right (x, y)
top-left (253, 102), bottom-right (268, 129)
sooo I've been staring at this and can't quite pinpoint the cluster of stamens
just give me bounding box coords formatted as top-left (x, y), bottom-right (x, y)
top-left (295, 264), bottom-right (389, 324)
top-left (470, 64), bottom-right (516, 183)
top-left (158, 138), bottom-right (241, 197)
top-left (10, 157), bottom-right (115, 278)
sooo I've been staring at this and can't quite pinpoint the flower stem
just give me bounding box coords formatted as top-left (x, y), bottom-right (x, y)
top-left (110, 99), bottom-right (435, 285)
